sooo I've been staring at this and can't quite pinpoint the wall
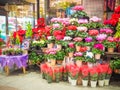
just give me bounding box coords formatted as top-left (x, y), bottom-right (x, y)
top-left (83, 0), bottom-right (104, 20)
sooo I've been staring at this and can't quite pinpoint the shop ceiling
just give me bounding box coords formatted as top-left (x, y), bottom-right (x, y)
top-left (0, 0), bottom-right (31, 6)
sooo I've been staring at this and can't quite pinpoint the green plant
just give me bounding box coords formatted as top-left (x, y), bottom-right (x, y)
top-left (71, 11), bottom-right (88, 18)
top-left (110, 57), bottom-right (120, 70)
top-left (15, 49), bottom-right (23, 55)
top-left (90, 74), bottom-right (98, 81)
top-left (15, 35), bottom-right (20, 45)
top-left (103, 40), bottom-right (116, 48)
top-left (65, 47), bottom-right (75, 53)
top-left (25, 22), bottom-right (32, 38)
top-left (75, 31), bottom-right (88, 38)
top-left (115, 18), bottom-right (120, 38)
top-left (66, 30), bottom-right (76, 37)
top-left (55, 40), bottom-right (63, 45)
top-left (92, 48), bottom-right (104, 54)
top-left (85, 57), bottom-right (96, 63)
top-left (75, 41), bottom-right (83, 46)
top-left (56, 50), bottom-right (65, 60)
top-left (84, 42), bottom-right (94, 47)
top-left (89, 22), bottom-right (104, 29)
top-left (74, 56), bottom-right (84, 61)
top-left (99, 73), bottom-right (106, 80)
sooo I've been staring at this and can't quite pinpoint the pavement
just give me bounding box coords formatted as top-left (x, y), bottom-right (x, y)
top-left (0, 68), bottom-right (120, 90)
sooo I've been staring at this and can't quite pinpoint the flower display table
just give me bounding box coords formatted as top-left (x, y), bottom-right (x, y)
top-left (104, 52), bottom-right (120, 61)
top-left (0, 54), bottom-right (28, 75)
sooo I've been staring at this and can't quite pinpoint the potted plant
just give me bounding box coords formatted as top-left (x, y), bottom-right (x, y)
top-left (45, 48), bottom-right (57, 66)
top-left (81, 67), bottom-right (89, 87)
top-left (75, 31), bottom-right (88, 38)
top-left (46, 67), bottom-right (53, 83)
top-left (56, 50), bottom-right (65, 65)
top-left (68, 64), bottom-right (79, 86)
top-left (103, 36), bottom-right (116, 53)
top-left (54, 68), bottom-right (60, 83)
top-left (90, 67), bottom-right (98, 88)
top-left (92, 43), bottom-right (104, 60)
top-left (15, 49), bottom-right (23, 55)
top-left (46, 36), bottom-right (55, 49)
top-left (74, 52), bottom-right (84, 67)
top-left (110, 57), bottom-right (120, 74)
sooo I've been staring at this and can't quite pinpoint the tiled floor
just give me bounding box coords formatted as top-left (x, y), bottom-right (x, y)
top-left (0, 69), bottom-right (120, 90)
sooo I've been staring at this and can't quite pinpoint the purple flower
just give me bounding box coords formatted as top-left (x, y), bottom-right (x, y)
top-left (94, 43), bottom-right (104, 50)
top-left (78, 19), bottom-right (88, 24)
top-left (96, 34), bottom-right (107, 41)
top-left (85, 37), bottom-right (93, 42)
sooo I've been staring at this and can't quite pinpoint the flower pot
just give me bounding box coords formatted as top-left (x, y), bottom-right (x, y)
top-left (82, 79), bottom-right (88, 87)
top-left (68, 76), bottom-right (71, 83)
top-left (68, 52), bottom-right (74, 58)
top-left (76, 60), bottom-right (82, 67)
top-left (90, 81), bottom-right (97, 88)
top-left (57, 60), bottom-right (63, 65)
top-left (95, 54), bottom-right (101, 60)
top-left (108, 48), bottom-right (114, 53)
top-left (47, 43), bottom-right (54, 49)
top-left (87, 62), bottom-right (93, 68)
top-left (98, 80), bottom-right (104, 87)
top-left (75, 45), bottom-right (80, 52)
top-left (86, 46), bottom-right (91, 51)
top-left (50, 59), bottom-right (56, 66)
top-left (104, 79), bottom-right (110, 86)
top-left (57, 44), bottom-right (62, 51)
top-left (71, 79), bottom-right (77, 86)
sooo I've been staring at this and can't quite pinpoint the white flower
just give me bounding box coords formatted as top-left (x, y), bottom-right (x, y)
top-left (47, 36), bottom-right (53, 40)
top-left (85, 51), bottom-right (94, 58)
top-left (63, 36), bottom-right (72, 41)
top-left (77, 26), bottom-right (88, 32)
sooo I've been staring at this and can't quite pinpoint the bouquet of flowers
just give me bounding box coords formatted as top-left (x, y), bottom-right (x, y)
top-left (81, 67), bottom-right (89, 80)
top-left (90, 67), bottom-right (98, 81)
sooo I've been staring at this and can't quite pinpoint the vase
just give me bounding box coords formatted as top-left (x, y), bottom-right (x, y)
top-left (108, 48), bottom-right (114, 53)
top-left (90, 81), bottom-right (97, 88)
top-left (87, 62), bottom-right (93, 68)
top-left (57, 44), bottom-right (62, 51)
top-left (104, 79), bottom-right (110, 86)
top-left (75, 45), bottom-right (80, 52)
top-left (95, 54), bottom-right (101, 60)
top-left (98, 80), bottom-right (104, 87)
top-left (47, 43), bottom-right (54, 49)
top-left (82, 79), bottom-right (88, 87)
top-left (50, 59), bottom-right (56, 66)
top-left (76, 60), bottom-right (82, 67)
top-left (68, 52), bottom-right (74, 58)
top-left (57, 60), bottom-right (63, 65)
top-left (71, 79), bottom-right (77, 86)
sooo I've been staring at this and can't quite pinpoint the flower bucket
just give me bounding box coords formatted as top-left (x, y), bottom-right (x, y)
top-left (47, 43), bottom-right (54, 49)
top-left (50, 59), bottom-right (56, 66)
top-left (68, 52), bottom-right (74, 57)
top-left (68, 76), bottom-right (71, 83)
top-left (57, 44), bottom-right (62, 51)
top-left (95, 54), bottom-right (101, 60)
top-left (76, 60), bottom-right (82, 67)
top-left (75, 45), bottom-right (80, 52)
top-left (98, 80), bottom-right (104, 87)
top-left (87, 62), bottom-right (93, 68)
top-left (82, 79), bottom-right (88, 87)
top-left (104, 79), bottom-right (110, 86)
top-left (90, 81), bottom-right (97, 88)
top-left (71, 79), bottom-right (77, 86)
top-left (108, 48), bottom-right (114, 53)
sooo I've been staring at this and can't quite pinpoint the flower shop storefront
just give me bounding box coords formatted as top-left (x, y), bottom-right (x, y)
top-left (0, 4), bottom-right (120, 88)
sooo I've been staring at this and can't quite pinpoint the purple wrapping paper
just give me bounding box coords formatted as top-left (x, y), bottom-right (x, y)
top-left (0, 54), bottom-right (28, 68)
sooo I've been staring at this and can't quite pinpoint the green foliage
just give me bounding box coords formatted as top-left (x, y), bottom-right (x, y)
top-left (65, 47), bottom-right (75, 53)
top-left (66, 30), bottom-right (76, 37)
top-left (75, 31), bottom-right (88, 38)
top-left (84, 42), bottom-right (94, 47)
top-left (89, 22), bottom-right (104, 29)
top-left (15, 35), bottom-right (20, 45)
top-left (56, 50), bottom-right (65, 60)
top-left (74, 56), bottom-right (84, 61)
top-left (103, 40), bottom-right (116, 48)
top-left (71, 11), bottom-right (88, 18)
top-left (25, 22), bottom-right (32, 38)
top-left (115, 19), bottom-right (120, 38)
top-left (92, 48), bottom-right (104, 54)
top-left (84, 57), bottom-right (96, 63)
top-left (61, 41), bottom-right (68, 47)
top-left (110, 57), bottom-right (120, 70)
top-left (75, 41), bottom-right (83, 46)
top-left (91, 74), bottom-right (98, 81)
top-left (99, 73), bottom-right (106, 80)
top-left (45, 54), bottom-right (56, 60)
